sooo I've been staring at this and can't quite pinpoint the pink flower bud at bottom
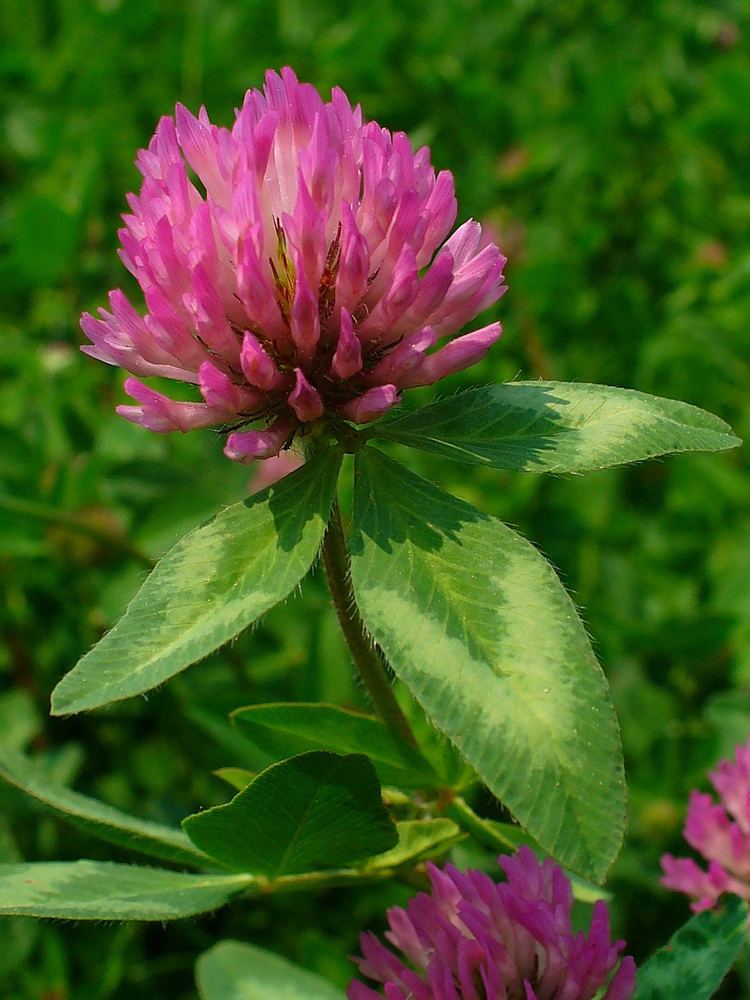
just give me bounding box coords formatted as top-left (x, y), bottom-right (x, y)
top-left (661, 733), bottom-right (750, 914)
top-left (349, 846), bottom-right (635, 1000)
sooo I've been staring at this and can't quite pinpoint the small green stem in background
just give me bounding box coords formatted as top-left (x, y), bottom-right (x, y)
top-left (0, 493), bottom-right (154, 568)
top-left (321, 500), bottom-right (418, 749)
top-left (248, 867), bottom-right (387, 897)
top-left (446, 797), bottom-right (519, 852)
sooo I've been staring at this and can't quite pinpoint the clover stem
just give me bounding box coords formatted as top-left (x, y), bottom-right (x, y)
top-left (446, 797), bottom-right (520, 852)
top-left (321, 499), bottom-right (418, 748)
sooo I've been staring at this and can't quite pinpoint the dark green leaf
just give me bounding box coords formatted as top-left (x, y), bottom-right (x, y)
top-left (376, 382), bottom-right (741, 472)
top-left (231, 703), bottom-right (436, 787)
top-left (634, 896), bottom-right (748, 1000)
top-left (186, 706), bottom-right (276, 773)
top-left (183, 751), bottom-right (398, 877)
top-left (51, 450), bottom-right (341, 715)
top-left (197, 940), bottom-right (345, 1000)
top-left (0, 862), bottom-right (252, 920)
top-left (0, 747), bottom-right (207, 867)
top-left (350, 448), bottom-right (625, 881)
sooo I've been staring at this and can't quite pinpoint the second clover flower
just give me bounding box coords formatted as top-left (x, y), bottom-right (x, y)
top-left (348, 846), bottom-right (636, 1000)
top-left (662, 734), bottom-right (750, 913)
top-left (81, 67), bottom-right (507, 463)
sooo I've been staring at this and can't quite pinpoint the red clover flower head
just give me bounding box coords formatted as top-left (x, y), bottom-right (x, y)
top-left (82, 67), bottom-right (507, 463)
top-left (662, 734), bottom-right (750, 913)
top-left (348, 846), bottom-right (636, 1000)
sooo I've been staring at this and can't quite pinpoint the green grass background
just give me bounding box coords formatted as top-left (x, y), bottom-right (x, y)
top-left (1, 0), bottom-right (749, 996)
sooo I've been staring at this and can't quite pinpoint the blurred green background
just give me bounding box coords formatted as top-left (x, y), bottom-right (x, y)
top-left (1, 0), bottom-right (749, 996)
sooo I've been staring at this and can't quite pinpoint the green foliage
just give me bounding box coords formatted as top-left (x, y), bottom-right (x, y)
top-left (51, 450), bottom-right (342, 715)
top-left (197, 941), bottom-right (345, 1000)
top-left (0, 747), bottom-right (207, 866)
top-left (634, 896), bottom-right (748, 1000)
top-left (2, 0), bottom-right (749, 994)
top-left (214, 768), bottom-right (255, 791)
top-left (0, 862), bottom-right (251, 920)
top-left (0, 692), bottom-right (40, 751)
top-left (231, 703), bottom-right (437, 788)
top-left (361, 819), bottom-right (463, 871)
top-left (377, 382), bottom-right (741, 472)
top-left (183, 752), bottom-right (398, 877)
top-left (350, 447), bottom-right (625, 881)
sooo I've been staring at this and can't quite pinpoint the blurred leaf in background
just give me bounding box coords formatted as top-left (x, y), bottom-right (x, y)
top-left (1, 0), bottom-right (749, 996)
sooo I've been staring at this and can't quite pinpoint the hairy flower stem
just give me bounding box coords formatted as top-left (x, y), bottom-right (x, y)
top-left (321, 500), bottom-right (418, 749)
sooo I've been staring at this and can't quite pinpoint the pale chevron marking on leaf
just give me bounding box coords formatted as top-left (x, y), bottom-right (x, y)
top-left (351, 448), bottom-right (625, 881)
top-left (51, 450), bottom-right (341, 715)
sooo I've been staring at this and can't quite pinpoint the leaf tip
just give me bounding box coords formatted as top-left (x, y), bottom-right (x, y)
top-left (49, 682), bottom-right (75, 717)
top-left (726, 431), bottom-right (743, 450)
top-left (50, 672), bottom-right (106, 717)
